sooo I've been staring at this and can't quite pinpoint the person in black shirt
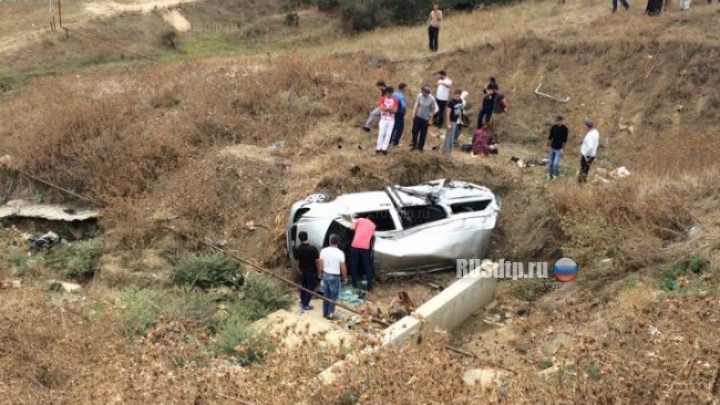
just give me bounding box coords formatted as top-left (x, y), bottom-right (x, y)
top-left (293, 231), bottom-right (320, 311)
top-left (478, 89), bottom-right (496, 128)
top-left (546, 115), bottom-right (569, 180)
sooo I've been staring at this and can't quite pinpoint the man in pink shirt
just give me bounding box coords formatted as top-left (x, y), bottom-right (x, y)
top-left (349, 215), bottom-right (377, 291)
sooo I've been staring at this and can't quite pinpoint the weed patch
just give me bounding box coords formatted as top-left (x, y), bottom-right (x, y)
top-left (213, 312), bottom-right (271, 365)
top-left (170, 253), bottom-right (244, 289)
top-left (45, 238), bottom-right (103, 280)
top-left (656, 254), bottom-right (711, 292)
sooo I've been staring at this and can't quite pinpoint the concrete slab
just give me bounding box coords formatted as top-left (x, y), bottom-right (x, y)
top-left (0, 199), bottom-right (99, 221)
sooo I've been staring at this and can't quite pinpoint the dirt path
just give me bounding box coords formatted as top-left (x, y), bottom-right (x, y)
top-left (83, 0), bottom-right (200, 18)
top-left (0, 0), bottom-right (200, 55)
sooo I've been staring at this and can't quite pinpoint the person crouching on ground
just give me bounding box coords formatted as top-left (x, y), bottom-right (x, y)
top-left (578, 120), bottom-right (600, 184)
top-left (362, 80), bottom-right (386, 132)
top-left (318, 234), bottom-right (347, 320)
top-left (293, 231), bottom-right (319, 311)
top-left (376, 86), bottom-right (398, 155)
top-left (462, 122), bottom-right (498, 156)
top-left (442, 89), bottom-right (464, 155)
top-left (349, 215), bottom-right (377, 292)
top-left (546, 115), bottom-right (568, 180)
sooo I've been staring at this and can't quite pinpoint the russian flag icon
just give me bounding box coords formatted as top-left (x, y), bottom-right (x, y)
top-left (554, 258), bottom-right (578, 282)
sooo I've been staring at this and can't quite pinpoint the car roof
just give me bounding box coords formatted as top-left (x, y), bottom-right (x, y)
top-left (389, 180), bottom-right (495, 206)
top-left (436, 181), bottom-right (495, 202)
top-left (299, 180), bottom-right (494, 214)
top-left (333, 191), bottom-right (395, 214)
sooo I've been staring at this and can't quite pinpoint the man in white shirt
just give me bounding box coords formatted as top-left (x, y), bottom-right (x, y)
top-left (579, 120), bottom-right (600, 184)
top-left (434, 70), bottom-right (452, 128)
top-left (318, 234), bottom-right (347, 319)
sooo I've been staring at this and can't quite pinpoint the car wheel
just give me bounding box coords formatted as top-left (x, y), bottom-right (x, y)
top-left (305, 193), bottom-right (329, 203)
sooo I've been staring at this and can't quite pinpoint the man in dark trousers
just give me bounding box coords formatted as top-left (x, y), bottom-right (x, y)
top-left (434, 70), bottom-right (452, 128)
top-left (390, 82), bottom-right (408, 146)
top-left (478, 88), bottom-right (497, 128)
top-left (579, 120), bottom-right (600, 184)
top-left (612, 0), bottom-right (630, 12)
top-left (546, 115), bottom-right (568, 180)
top-left (293, 231), bottom-right (320, 311)
top-left (349, 215), bottom-right (377, 292)
top-left (427, 3), bottom-right (442, 52)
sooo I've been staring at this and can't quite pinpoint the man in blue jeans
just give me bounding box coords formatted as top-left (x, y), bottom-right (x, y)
top-left (546, 115), bottom-right (568, 180)
top-left (390, 83), bottom-right (408, 146)
top-left (318, 234), bottom-right (347, 320)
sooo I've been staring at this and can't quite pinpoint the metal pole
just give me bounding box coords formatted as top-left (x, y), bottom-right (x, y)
top-left (49, 0), bottom-right (54, 32)
top-left (57, 0), bottom-right (68, 38)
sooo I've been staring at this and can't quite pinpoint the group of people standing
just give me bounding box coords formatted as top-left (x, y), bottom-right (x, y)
top-left (362, 72), bottom-right (507, 157)
top-left (292, 216), bottom-right (376, 320)
top-left (545, 116), bottom-right (600, 183)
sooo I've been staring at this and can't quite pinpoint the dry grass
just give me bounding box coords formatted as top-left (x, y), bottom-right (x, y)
top-left (1, 2), bottom-right (720, 404)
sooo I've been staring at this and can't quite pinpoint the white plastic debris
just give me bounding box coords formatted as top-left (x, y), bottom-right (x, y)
top-left (649, 325), bottom-right (662, 337)
top-left (616, 166), bottom-right (631, 178)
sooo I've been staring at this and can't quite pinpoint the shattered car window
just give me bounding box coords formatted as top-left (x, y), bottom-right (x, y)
top-left (356, 210), bottom-right (396, 231)
top-left (398, 205), bottom-right (448, 229)
top-left (450, 200), bottom-right (492, 214)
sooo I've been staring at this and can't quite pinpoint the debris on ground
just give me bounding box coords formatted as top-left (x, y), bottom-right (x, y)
top-left (0, 279), bottom-right (22, 289)
top-left (339, 286), bottom-right (365, 306)
top-left (47, 280), bottom-right (82, 294)
top-left (0, 200), bottom-right (100, 222)
top-left (23, 231), bottom-right (63, 250)
top-left (612, 166), bottom-right (631, 178)
top-left (267, 141), bottom-right (284, 152)
top-left (511, 156), bottom-right (546, 168)
top-left (462, 368), bottom-right (508, 387)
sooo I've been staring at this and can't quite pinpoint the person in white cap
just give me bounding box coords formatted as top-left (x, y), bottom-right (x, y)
top-left (579, 120), bottom-right (600, 183)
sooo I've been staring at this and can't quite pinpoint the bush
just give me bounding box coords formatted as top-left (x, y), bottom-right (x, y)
top-left (8, 251), bottom-right (33, 277)
top-left (213, 312), bottom-right (271, 365)
top-left (118, 288), bottom-right (219, 337)
top-left (45, 238), bottom-right (104, 280)
top-left (658, 254), bottom-right (710, 292)
top-left (170, 253), bottom-right (243, 289)
top-left (242, 274), bottom-right (293, 319)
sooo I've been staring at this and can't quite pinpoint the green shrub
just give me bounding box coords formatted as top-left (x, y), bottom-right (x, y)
top-left (242, 274), bottom-right (292, 319)
top-left (170, 253), bottom-right (243, 289)
top-left (45, 238), bottom-right (103, 280)
top-left (7, 251), bottom-right (35, 277)
top-left (214, 313), bottom-right (271, 365)
top-left (658, 254), bottom-right (710, 292)
top-left (118, 288), bottom-right (218, 337)
top-left (339, 388), bottom-right (360, 405)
